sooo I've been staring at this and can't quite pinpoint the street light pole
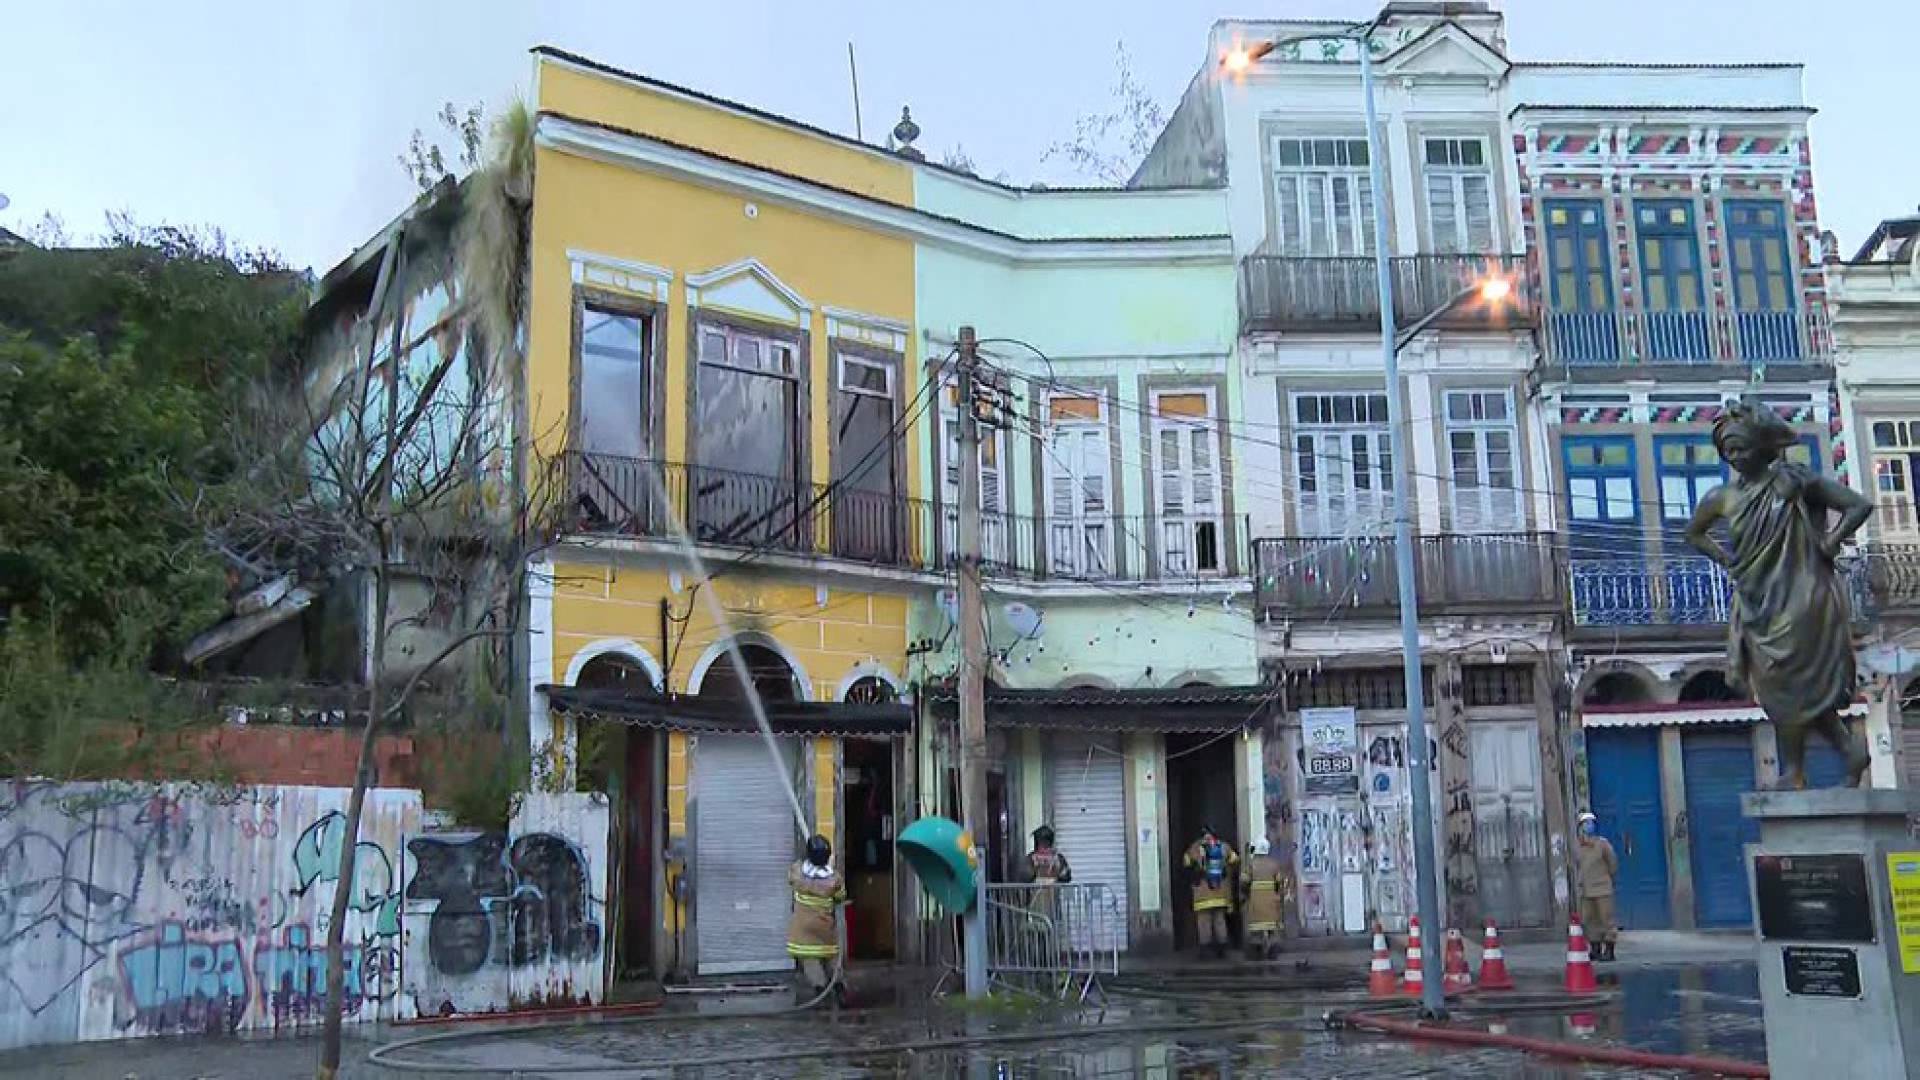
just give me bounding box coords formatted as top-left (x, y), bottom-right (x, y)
top-left (1357, 29), bottom-right (1448, 1020)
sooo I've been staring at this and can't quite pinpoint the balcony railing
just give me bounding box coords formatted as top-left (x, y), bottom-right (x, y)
top-left (565, 452), bottom-right (1247, 583)
top-left (1866, 543), bottom-right (1920, 612)
top-left (1542, 306), bottom-right (1831, 368)
top-left (1254, 533), bottom-right (1560, 619)
top-left (1238, 253), bottom-right (1533, 333)
top-left (1571, 555), bottom-right (1871, 627)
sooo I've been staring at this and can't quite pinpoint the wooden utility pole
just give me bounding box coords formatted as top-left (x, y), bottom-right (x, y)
top-left (955, 325), bottom-right (990, 999)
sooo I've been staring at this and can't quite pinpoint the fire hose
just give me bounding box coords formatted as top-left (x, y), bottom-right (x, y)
top-left (1328, 1002), bottom-right (1770, 1078)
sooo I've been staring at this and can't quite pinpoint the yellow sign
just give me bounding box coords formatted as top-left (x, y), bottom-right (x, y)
top-left (1887, 852), bottom-right (1920, 974)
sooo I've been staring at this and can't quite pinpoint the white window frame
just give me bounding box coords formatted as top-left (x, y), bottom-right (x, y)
top-left (939, 372), bottom-right (1008, 563)
top-left (1150, 388), bottom-right (1226, 576)
top-left (1042, 392), bottom-right (1114, 579)
top-left (1422, 136), bottom-right (1496, 254)
top-left (837, 354), bottom-right (894, 399)
top-left (1443, 389), bottom-right (1522, 533)
top-left (1269, 136), bottom-right (1376, 256)
top-left (1291, 391), bottom-right (1394, 537)
top-left (1872, 419), bottom-right (1920, 538)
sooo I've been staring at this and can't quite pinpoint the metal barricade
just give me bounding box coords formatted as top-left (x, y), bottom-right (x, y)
top-left (981, 882), bottom-right (1122, 1003)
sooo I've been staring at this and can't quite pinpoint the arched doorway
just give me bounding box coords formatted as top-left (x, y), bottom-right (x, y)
top-left (568, 650), bottom-right (662, 984)
top-left (840, 674), bottom-right (900, 962)
top-left (691, 640), bottom-right (806, 975)
top-left (1580, 669), bottom-right (1670, 928)
top-left (1584, 671), bottom-right (1656, 707)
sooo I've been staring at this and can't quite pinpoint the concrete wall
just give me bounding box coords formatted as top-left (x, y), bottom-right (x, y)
top-left (0, 781), bottom-right (611, 1050)
top-left (0, 781), bottom-right (419, 1050)
top-left (400, 791), bottom-right (610, 1017)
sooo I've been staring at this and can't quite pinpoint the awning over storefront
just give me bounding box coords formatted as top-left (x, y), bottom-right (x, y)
top-left (924, 684), bottom-right (1276, 732)
top-left (541, 684), bottom-right (911, 738)
top-left (1581, 699), bottom-right (1869, 729)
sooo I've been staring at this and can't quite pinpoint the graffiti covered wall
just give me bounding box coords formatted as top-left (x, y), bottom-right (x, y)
top-left (401, 792), bottom-right (609, 1018)
top-left (0, 780), bottom-right (420, 1050)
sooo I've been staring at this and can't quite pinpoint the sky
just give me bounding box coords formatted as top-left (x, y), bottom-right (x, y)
top-left (3, 0), bottom-right (1915, 272)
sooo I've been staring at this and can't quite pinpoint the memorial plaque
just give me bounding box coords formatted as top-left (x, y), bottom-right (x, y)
top-left (1755, 853), bottom-right (1874, 943)
top-left (1782, 946), bottom-right (1862, 998)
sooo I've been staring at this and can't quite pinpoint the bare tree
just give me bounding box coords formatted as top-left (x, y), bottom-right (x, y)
top-left (1042, 42), bottom-right (1168, 185)
top-left (194, 104), bottom-right (548, 1080)
top-left (400, 101), bottom-right (487, 194)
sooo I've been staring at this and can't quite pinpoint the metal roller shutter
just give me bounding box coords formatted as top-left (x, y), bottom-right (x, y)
top-left (695, 734), bottom-right (801, 975)
top-left (1048, 732), bottom-right (1130, 950)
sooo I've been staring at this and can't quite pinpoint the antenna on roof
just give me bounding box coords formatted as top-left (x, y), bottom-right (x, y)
top-left (847, 43), bottom-right (865, 142)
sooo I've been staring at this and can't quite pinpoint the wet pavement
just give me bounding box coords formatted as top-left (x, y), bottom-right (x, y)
top-left (0, 959), bottom-right (1767, 1078)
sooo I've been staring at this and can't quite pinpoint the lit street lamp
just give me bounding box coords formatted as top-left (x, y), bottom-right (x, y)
top-left (1223, 19), bottom-right (1500, 1020)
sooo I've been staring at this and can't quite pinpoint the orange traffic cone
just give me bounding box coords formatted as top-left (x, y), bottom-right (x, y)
top-left (1401, 916), bottom-right (1426, 997)
top-left (1477, 918), bottom-right (1515, 991)
top-left (1368, 921), bottom-right (1398, 997)
top-left (1569, 1011), bottom-right (1598, 1038)
top-left (1441, 927), bottom-right (1473, 993)
top-left (1564, 912), bottom-right (1598, 992)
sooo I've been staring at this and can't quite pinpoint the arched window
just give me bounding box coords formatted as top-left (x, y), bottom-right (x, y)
top-left (576, 653), bottom-right (658, 696)
top-left (845, 676), bottom-right (897, 705)
top-left (698, 642), bottom-right (799, 703)
top-left (1584, 671), bottom-right (1655, 707)
top-left (1678, 669), bottom-right (1741, 704)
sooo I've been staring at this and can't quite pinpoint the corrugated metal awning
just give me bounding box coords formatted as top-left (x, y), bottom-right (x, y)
top-left (541, 685), bottom-right (910, 738)
top-left (924, 683), bottom-right (1277, 733)
top-left (1582, 700), bottom-right (1869, 729)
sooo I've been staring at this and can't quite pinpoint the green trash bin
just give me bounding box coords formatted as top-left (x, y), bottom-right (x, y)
top-left (897, 815), bottom-right (978, 915)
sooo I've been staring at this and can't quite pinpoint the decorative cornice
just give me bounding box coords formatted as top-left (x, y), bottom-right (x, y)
top-left (536, 114), bottom-right (1234, 268)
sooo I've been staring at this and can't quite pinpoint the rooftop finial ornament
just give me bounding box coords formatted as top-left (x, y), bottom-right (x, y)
top-left (892, 106), bottom-right (924, 161)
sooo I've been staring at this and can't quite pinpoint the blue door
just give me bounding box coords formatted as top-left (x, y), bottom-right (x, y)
top-left (1805, 740), bottom-right (1853, 788)
top-left (1682, 729), bottom-right (1760, 927)
top-left (1565, 437), bottom-right (1650, 624)
top-left (1544, 199), bottom-right (1618, 363)
top-left (1725, 200), bottom-right (1799, 363)
top-left (1586, 727), bottom-right (1671, 929)
top-left (1654, 436), bottom-right (1731, 624)
top-left (1633, 200), bottom-right (1710, 362)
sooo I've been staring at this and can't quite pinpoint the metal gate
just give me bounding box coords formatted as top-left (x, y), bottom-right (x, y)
top-left (1585, 727), bottom-right (1670, 929)
top-left (1904, 716), bottom-right (1920, 790)
top-left (1047, 733), bottom-right (1130, 950)
top-left (694, 734), bottom-right (801, 974)
top-left (1681, 728), bottom-right (1759, 928)
top-left (1471, 720), bottom-right (1548, 927)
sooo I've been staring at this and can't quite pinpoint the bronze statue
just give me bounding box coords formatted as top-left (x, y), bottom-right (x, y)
top-left (1683, 400), bottom-right (1872, 789)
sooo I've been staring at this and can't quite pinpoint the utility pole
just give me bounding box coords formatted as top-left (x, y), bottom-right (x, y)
top-left (1359, 32), bottom-right (1446, 1020)
top-left (955, 325), bottom-right (990, 999)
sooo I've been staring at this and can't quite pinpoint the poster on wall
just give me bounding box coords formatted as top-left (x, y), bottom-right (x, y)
top-left (1302, 706), bottom-right (1359, 795)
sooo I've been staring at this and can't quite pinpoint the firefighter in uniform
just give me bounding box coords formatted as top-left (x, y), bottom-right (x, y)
top-left (1182, 825), bottom-right (1240, 959)
top-left (1020, 825), bottom-right (1072, 886)
top-left (788, 834), bottom-right (847, 999)
top-left (1240, 836), bottom-right (1288, 960)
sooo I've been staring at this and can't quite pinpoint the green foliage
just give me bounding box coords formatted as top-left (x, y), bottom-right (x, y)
top-left (0, 226), bottom-right (303, 665)
top-left (0, 616), bottom-right (224, 780)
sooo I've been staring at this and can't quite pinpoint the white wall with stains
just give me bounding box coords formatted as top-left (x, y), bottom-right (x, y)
top-left (0, 781), bottom-right (612, 1050)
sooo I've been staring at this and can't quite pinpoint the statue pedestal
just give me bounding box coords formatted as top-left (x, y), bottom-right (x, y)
top-left (1743, 789), bottom-right (1920, 1078)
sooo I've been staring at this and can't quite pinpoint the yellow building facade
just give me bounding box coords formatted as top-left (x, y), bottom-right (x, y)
top-left (525, 49), bottom-right (924, 980)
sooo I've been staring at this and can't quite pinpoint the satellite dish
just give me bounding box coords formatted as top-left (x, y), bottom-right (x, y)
top-left (937, 589), bottom-right (959, 626)
top-left (1003, 602), bottom-right (1043, 639)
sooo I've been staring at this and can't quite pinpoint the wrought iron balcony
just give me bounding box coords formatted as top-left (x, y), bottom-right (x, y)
top-left (564, 452), bottom-right (1249, 583)
top-left (1542, 306), bottom-right (1831, 368)
top-left (1253, 533), bottom-right (1560, 620)
top-left (1571, 554), bottom-right (1870, 628)
top-left (1238, 253), bottom-right (1532, 334)
top-left (565, 452), bottom-right (937, 570)
top-left (1866, 542), bottom-right (1920, 613)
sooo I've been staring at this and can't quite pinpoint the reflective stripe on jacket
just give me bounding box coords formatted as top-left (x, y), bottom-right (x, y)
top-left (787, 863), bottom-right (846, 958)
